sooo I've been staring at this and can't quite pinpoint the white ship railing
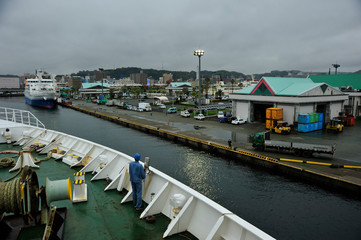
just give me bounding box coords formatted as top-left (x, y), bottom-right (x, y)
top-left (0, 107), bottom-right (45, 128)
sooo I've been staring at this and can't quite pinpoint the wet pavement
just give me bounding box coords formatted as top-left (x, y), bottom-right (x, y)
top-left (71, 100), bottom-right (361, 186)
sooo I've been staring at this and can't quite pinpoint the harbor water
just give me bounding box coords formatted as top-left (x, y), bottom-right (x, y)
top-left (1, 97), bottom-right (361, 240)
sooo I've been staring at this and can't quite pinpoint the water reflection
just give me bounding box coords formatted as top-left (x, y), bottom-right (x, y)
top-left (175, 149), bottom-right (220, 200)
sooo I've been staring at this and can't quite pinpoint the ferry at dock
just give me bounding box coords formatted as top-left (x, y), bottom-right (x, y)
top-left (24, 70), bottom-right (58, 108)
top-left (0, 107), bottom-right (275, 240)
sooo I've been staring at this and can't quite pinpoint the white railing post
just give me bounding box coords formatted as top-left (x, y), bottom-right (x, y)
top-left (0, 107), bottom-right (45, 129)
top-left (20, 110), bottom-right (24, 125)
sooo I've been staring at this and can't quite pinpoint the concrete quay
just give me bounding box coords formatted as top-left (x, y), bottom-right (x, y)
top-left (64, 100), bottom-right (361, 195)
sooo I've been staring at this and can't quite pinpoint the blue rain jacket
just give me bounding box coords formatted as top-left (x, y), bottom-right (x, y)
top-left (129, 161), bottom-right (145, 183)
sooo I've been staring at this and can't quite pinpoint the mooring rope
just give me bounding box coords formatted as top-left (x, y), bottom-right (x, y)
top-left (0, 157), bottom-right (15, 168)
top-left (0, 178), bottom-right (21, 214)
top-left (4, 153), bottom-right (23, 182)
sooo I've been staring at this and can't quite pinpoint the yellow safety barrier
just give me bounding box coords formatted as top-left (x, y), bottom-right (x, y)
top-left (279, 158), bottom-right (361, 169)
top-left (306, 161), bottom-right (332, 166)
top-left (344, 165), bottom-right (361, 169)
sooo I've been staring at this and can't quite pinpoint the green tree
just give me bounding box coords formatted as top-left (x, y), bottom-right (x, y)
top-left (216, 89), bottom-right (223, 99)
top-left (122, 88), bottom-right (127, 99)
top-left (182, 87), bottom-right (189, 96)
top-left (135, 88), bottom-right (141, 98)
top-left (109, 88), bottom-right (115, 99)
top-left (191, 87), bottom-right (197, 100)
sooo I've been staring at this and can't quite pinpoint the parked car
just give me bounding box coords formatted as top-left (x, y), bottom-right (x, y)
top-left (231, 118), bottom-right (247, 125)
top-left (194, 114), bottom-right (205, 120)
top-left (167, 107), bottom-right (177, 113)
top-left (219, 116), bottom-right (228, 123)
top-left (158, 104), bottom-right (166, 109)
top-left (217, 111), bottom-right (224, 118)
top-left (181, 111), bottom-right (190, 117)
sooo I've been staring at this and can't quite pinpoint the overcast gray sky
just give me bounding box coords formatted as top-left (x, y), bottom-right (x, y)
top-left (1, 0), bottom-right (360, 76)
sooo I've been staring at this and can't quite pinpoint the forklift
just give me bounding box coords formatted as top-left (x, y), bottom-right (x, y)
top-left (270, 120), bottom-right (291, 134)
top-left (326, 118), bottom-right (344, 133)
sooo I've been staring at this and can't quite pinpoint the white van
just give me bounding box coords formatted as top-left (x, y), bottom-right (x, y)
top-left (138, 102), bottom-right (152, 111)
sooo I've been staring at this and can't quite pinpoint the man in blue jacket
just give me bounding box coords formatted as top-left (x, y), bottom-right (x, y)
top-left (129, 153), bottom-right (145, 210)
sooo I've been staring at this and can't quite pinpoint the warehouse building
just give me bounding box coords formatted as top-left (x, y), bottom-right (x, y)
top-left (308, 74), bottom-right (361, 117)
top-left (229, 77), bottom-right (348, 125)
top-left (79, 83), bottom-right (110, 98)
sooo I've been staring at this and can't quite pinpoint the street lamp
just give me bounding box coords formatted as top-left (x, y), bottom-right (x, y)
top-left (194, 49), bottom-right (204, 111)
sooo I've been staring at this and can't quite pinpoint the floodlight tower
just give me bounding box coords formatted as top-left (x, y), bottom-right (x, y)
top-left (194, 49), bottom-right (204, 110)
top-left (332, 63), bottom-right (340, 75)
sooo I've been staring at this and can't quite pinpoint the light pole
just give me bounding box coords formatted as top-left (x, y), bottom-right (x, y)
top-left (194, 49), bottom-right (204, 111)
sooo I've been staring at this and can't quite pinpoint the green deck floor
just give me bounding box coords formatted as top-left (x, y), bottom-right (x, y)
top-left (0, 143), bottom-right (196, 240)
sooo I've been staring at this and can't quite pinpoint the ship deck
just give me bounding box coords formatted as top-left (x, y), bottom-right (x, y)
top-left (0, 144), bottom-right (196, 240)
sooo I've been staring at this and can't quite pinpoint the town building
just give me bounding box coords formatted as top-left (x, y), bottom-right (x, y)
top-left (130, 71), bottom-right (148, 85)
top-left (0, 76), bottom-right (21, 89)
top-left (162, 73), bottom-right (173, 84)
top-left (68, 76), bottom-right (83, 92)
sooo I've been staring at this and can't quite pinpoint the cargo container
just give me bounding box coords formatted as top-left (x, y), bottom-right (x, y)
top-left (266, 108), bottom-right (283, 120)
top-left (297, 121), bottom-right (323, 133)
top-left (266, 119), bottom-right (272, 129)
top-left (318, 113), bottom-right (324, 122)
top-left (343, 114), bottom-right (355, 126)
top-left (298, 114), bottom-right (310, 124)
top-left (266, 108), bottom-right (283, 129)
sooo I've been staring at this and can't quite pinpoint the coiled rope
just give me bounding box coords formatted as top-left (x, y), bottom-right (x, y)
top-left (0, 157), bottom-right (15, 168)
top-left (0, 178), bottom-right (22, 214)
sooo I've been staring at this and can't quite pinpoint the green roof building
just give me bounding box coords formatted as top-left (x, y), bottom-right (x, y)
top-left (308, 74), bottom-right (361, 91)
top-left (165, 82), bottom-right (192, 96)
top-left (79, 82), bottom-right (110, 98)
top-left (308, 74), bottom-right (361, 116)
top-left (230, 77), bottom-right (348, 124)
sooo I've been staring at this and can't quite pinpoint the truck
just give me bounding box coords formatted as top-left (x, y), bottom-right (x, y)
top-left (250, 131), bottom-right (335, 158)
top-left (138, 102), bottom-right (152, 111)
top-left (120, 102), bottom-right (130, 109)
top-left (180, 110), bottom-right (190, 117)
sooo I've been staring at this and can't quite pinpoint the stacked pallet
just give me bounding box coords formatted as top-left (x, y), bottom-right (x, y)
top-left (298, 113), bottom-right (323, 132)
top-left (266, 108), bottom-right (283, 129)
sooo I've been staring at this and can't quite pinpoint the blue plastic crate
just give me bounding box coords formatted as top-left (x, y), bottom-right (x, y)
top-left (298, 114), bottom-right (310, 124)
top-left (298, 124), bottom-right (304, 132)
top-left (318, 113), bottom-right (323, 122)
